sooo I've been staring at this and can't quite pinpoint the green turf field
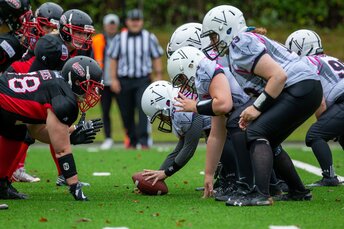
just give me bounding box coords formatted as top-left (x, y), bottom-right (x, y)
top-left (1, 145), bottom-right (343, 229)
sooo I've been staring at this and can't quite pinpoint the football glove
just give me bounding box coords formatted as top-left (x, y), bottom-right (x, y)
top-left (69, 182), bottom-right (88, 201)
top-left (70, 114), bottom-right (104, 145)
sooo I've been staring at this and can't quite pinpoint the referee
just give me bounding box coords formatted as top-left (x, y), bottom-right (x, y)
top-left (107, 8), bottom-right (163, 149)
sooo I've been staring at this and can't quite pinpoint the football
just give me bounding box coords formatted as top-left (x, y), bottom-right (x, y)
top-left (132, 171), bottom-right (168, 195)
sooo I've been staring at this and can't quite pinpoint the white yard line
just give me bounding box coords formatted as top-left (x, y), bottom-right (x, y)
top-left (292, 159), bottom-right (344, 181)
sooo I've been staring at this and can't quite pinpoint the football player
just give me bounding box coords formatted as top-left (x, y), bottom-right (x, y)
top-left (8, 9), bottom-right (97, 186)
top-left (0, 56), bottom-right (104, 201)
top-left (176, 5), bottom-right (322, 206)
top-left (0, 0), bottom-right (31, 72)
top-left (286, 29), bottom-right (344, 187)
top-left (6, 2), bottom-right (64, 183)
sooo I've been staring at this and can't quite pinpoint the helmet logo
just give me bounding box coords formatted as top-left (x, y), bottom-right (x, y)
top-left (212, 11), bottom-right (228, 26)
top-left (186, 31), bottom-right (201, 46)
top-left (5, 0), bottom-right (21, 9)
top-left (72, 62), bottom-right (86, 77)
top-left (150, 90), bottom-right (164, 105)
top-left (60, 15), bottom-right (67, 25)
top-left (173, 49), bottom-right (188, 61)
top-left (84, 25), bottom-right (95, 33)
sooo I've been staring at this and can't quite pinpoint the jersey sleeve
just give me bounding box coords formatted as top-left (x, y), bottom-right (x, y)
top-left (230, 32), bottom-right (267, 73)
top-left (51, 95), bottom-right (79, 126)
top-left (30, 35), bottom-right (66, 71)
top-left (0, 33), bottom-right (25, 72)
top-left (196, 58), bottom-right (224, 100)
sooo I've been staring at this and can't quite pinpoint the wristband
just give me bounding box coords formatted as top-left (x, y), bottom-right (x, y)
top-left (164, 162), bottom-right (182, 177)
top-left (253, 90), bottom-right (275, 112)
top-left (58, 153), bottom-right (77, 179)
top-left (196, 99), bottom-right (216, 116)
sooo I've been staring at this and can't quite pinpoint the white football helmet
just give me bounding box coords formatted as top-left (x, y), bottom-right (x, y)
top-left (285, 29), bottom-right (323, 57)
top-left (167, 46), bottom-right (205, 97)
top-left (201, 5), bottom-right (247, 60)
top-left (141, 80), bottom-right (177, 133)
top-left (166, 22), bottom-right (210, 59)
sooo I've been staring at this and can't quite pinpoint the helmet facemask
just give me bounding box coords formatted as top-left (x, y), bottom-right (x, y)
top-left (150, 107), bottom-right (172, 133)
top-left (62, 23), bottom-right (94, 50)
top-left (68, 65), bottom-right (104, 113)
top-left (201, 31), bottom-right (228, 60)
top-left (172, 74), bottom-right (197, 100)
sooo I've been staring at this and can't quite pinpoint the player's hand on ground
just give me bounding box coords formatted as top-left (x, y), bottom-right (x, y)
top-left (203, 174), bottom-right (214, 198)
top-left (239, 105), bottom-right (261, 130)
top-left (143, 169), bottom-right (167, 186)
top-left (174, 92), bottom-right (197, 112)
top-left (111, 79), bottom-right (121, 94)
top-left (69, 182), bottom-right (88, 201)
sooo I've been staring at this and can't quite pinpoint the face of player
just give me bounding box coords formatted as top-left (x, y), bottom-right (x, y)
top-left (72, 30), bottom-right (90, 49)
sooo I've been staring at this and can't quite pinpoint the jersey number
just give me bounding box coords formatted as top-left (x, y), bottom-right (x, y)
top-left (328, 60), bottom-right (344, 78)
top-left (9, 76), bottom-right (40, 93)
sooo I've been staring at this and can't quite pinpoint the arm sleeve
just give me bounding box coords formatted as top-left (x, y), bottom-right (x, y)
top-left (159, 114), bottom-right (203, 175)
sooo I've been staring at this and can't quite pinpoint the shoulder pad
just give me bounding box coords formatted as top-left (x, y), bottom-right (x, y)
top-left (51, 95), bottom-right (79, 126)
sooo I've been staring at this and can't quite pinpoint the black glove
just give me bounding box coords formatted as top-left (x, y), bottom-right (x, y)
top-left (70, 114), bottom-right (104, 145)
top-left (69, 182), bottom-right (88, 201)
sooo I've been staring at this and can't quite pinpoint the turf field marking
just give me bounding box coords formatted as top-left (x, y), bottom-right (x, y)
top-left (92, 172), bottom-right (111, 176)
top-left (292, 160), bottom-right (344, 180)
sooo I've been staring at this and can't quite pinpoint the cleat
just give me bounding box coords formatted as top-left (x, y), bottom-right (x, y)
top-left (0, 179), bottom-right (28, 199)
top-left (56, 175), bottom-right (67, 186)
top-left (226, 191), bottom-right (273, 206)
top-left (280, 189), bottom-right (312, 201)
top-left (100, 138), bottom-right (114, 150)
top-left (307, 176), bottom-right (342, 187)
top-left (56, 175), bottom-right (90, 187)
top-left (12, 168), bottom-right (40, 183)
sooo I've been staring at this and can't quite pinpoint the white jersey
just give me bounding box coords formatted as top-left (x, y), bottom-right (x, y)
top-left (171, 111), bottom-right (211, 137)
top-left (307, 54), bottom-right (344, 107)
top-left (228, 32), bottom-right (319, 94)
top-left (195, 57), bottom-right (250, 109)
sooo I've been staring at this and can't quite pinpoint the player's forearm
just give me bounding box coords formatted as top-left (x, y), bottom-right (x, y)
top-left (205, 116), bottom-right (227, 176)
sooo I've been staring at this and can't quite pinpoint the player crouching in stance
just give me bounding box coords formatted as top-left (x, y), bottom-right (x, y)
top-left (286, 29), bottom-right (344, 187)
top-left (0, 56), bottom-right (104, 201)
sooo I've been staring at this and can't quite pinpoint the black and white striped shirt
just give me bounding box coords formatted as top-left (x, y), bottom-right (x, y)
top-left (107, 29), bottom-right (163, 78)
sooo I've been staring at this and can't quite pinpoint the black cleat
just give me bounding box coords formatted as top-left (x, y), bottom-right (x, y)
top-left (226, 191), bottom-right (273, 207)
top-left (214, 183), bottom-right (238, 201)
top-left (280, 189), bottom-right (312, 201)
top-left (307, 176), bottom-right (342, 187)
top-left (0, 179), bottom-right (28, 199)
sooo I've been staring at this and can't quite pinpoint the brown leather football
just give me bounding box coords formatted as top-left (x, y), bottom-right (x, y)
top-left (132, 171), bottom-right (168, 195)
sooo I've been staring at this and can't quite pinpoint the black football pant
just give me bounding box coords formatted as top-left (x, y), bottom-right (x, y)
top-left (305, 98), bottom-right (344, 177)
top-left (116, 77), bottom-right (151, 147)
top-left (246, 80), bottom-right (323, 196)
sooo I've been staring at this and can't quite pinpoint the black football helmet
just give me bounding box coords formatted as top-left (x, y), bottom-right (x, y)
top-left (59, 9), bottom-right (94, 50)
top-left (62, 56), bottom-right (104, 112)
top-left (0, 0), bottom-right (31, 31)
top-left (23, 2), bottom-right (63, 49)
